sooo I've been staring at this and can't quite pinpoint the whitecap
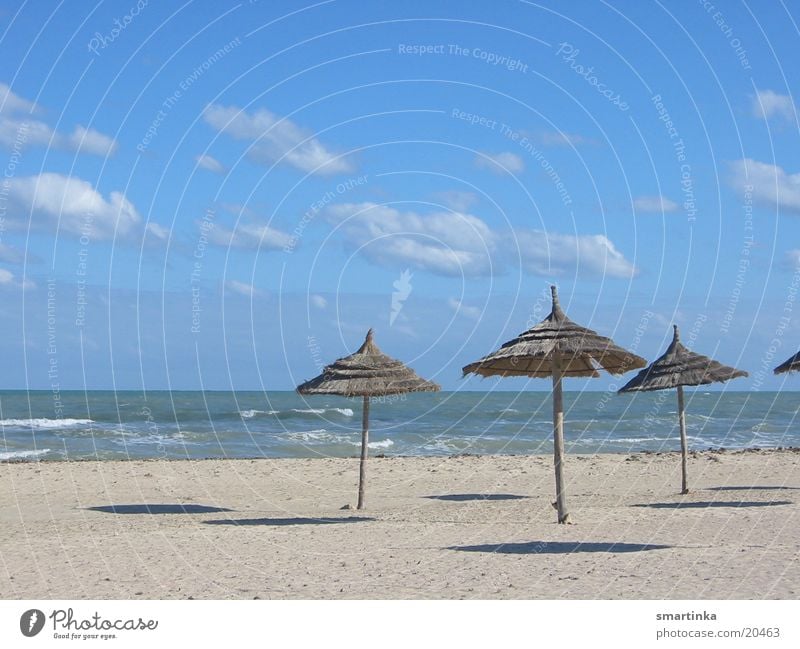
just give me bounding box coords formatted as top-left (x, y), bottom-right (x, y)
top-left (0, 448), bottom-right (51, 460)
top-left (368, 439), bottom-right (394, 449)
top-left (0, 418), bottom-right (94, 429)
top-left (114, 433), bottom-right (194, 447)
top-left (290, 407), bottom-right (354, 417)
top-left (287, 429), bottom-right (333, 443)
top-left (240, 409), bottom-right (279, 418)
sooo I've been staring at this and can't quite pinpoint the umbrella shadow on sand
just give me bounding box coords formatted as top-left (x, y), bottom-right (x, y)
top-left (424, 494), bottom-right (528, 502)
top-left (449, 541), bottom-right (671, 554)
top-left (618, 325), bottom-right (747, 495)
top-left (462, 285), bottom-right (647, 524)
top-left (633, 501), bottom-right (792, 509)
top-left (203, 516), bottom-right (375, 527)
top-left (707, 486), bottom-right (800, 491)
top-left (296, 329), bottom-right (439, 511)
top-left (86, 504), bottom-right (233, 514)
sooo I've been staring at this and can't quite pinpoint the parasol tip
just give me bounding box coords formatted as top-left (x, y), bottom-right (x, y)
top-left (356, 328), bottom-right (378, 355)
top-left (550, 285), bottom-right (565, 319)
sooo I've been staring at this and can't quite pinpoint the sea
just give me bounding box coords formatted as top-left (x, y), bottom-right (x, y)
top-left (0, 390), bottom-right (797, 462)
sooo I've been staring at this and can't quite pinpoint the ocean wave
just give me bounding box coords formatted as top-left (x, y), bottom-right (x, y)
top-left (113, 432), bottom-right (196, 447)
top-left (585, 437), bottom-right (675, 445)
top-left (421, 438), bottom-right (474, 454)
top-left (0, 448), bottom-right (51, 460)
top-left (241, 408), bottom-right (355, 419)
top-left (292, 408), bottom-right (354, 417)
top-left (0, 418), bottom-right (94, 429)
top-left (368, 439), bottom-right (394, 449)
top-left (286, 429), bottom-right (331, 442)
top-left (239, 409), bottom-right (279, 419)
top-left (286, 429), bottom-right (392, 449)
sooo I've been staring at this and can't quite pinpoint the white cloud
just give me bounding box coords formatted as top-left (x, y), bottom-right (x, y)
top-left (325, 202), bottom-right (637, 279)
top-left (511, 230), bottom-right (637, 278)
top-left (219, 202), bottom-right (254, 217)
top-left (0, 243), bottom-right (26, 264)
top-left (203, 104), bottom-right (353, 176)
top-left (5, 173), bottom-right (142, 239)
top-left (447, 297), bottom-right (481, 320)
top-left (196, 154), bottom-right (226, 174)
top-left (752, 89), bottom-right (795, 122)
top-left (0, 82), bottom-right (38, 115)
top-left (0, 117), bottom-right (52, 149)
top-left (474, 151), bottom-right (525, 174)
top-left (225, 280), bottom-right (261, 297)
top-left (0, 267), bottom-right (35, 290)
top-left (65, 125), bottom-right (117, 156)
top-left (326, 202), bottom-right (496, 276)
top-left (784, 249), bottom-right (800, 269)
top-left (310, 294), bottom-right (327, 309)
top-left (145, 222), bottom-right (170, 241)
top-left (730, 159), bottom-right (800, 213)
top-left (433, 190), bottom-right (478, 212)
top-left (207, 221), bottom-right (293, 250)
top-left (633, 195), bottom-right (679, 213)
top-left (0, 84), bottom-right (116, 156)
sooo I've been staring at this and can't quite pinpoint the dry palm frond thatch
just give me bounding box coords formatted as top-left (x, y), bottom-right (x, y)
top-left (774, 351), bottom-right (800, 375)
top-left (463, 286), bottom-right (647, 523)
top-left (297, 329), bottom-right (440, 397)
top-left (619, 325), bottom-right (747, 493)
top-left (297, 329), bottom-right (439, 509)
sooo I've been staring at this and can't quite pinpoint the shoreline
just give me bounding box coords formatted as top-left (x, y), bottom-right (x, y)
top-left (2, 445), bottom-right (798, 464)
top-left (2, 450), bottom-right (798, 599)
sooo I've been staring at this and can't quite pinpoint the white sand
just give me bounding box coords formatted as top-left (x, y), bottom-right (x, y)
top-left (1, 449), bottom-right (798, 599)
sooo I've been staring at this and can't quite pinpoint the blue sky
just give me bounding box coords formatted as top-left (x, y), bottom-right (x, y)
top-left (1, 0), bottom-right (799, 390)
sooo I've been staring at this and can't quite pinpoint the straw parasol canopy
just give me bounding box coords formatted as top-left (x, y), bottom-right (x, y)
top-left (297, 329), bottom-right (439, 509)
top-left (619, 325), bottom-right (747, 493)
top-left (774, 351), bottom-right (800, 375)
top-left (463, 286), bottom-right (647, 523)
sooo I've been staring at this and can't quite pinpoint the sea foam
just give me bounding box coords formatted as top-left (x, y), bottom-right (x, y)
top-left (0, 448), bottom-right (51, 460)
top-left (0, 418), bottom-right (94, 429)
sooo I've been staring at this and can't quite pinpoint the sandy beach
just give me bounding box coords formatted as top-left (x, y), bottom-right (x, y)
top-left (1, 449), bottom-right (798, 599)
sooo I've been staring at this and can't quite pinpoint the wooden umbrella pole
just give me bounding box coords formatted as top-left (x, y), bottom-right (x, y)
top-left (357, 395), bottom-right (370, 510)
top-left (552, 349), bottom-right (570, 523)
top-left (677, 385), bottom-right (689, 495)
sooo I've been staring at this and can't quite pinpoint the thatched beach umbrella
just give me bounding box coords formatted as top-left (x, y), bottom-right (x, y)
top-left (774, 351), bottom-right (800, 375)
top-left (296, 329), bottom-right (439, 509)
top-left (619, 325), bottom-right (747, 494)
top-left (462, 286), bottom-right (646, 524)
